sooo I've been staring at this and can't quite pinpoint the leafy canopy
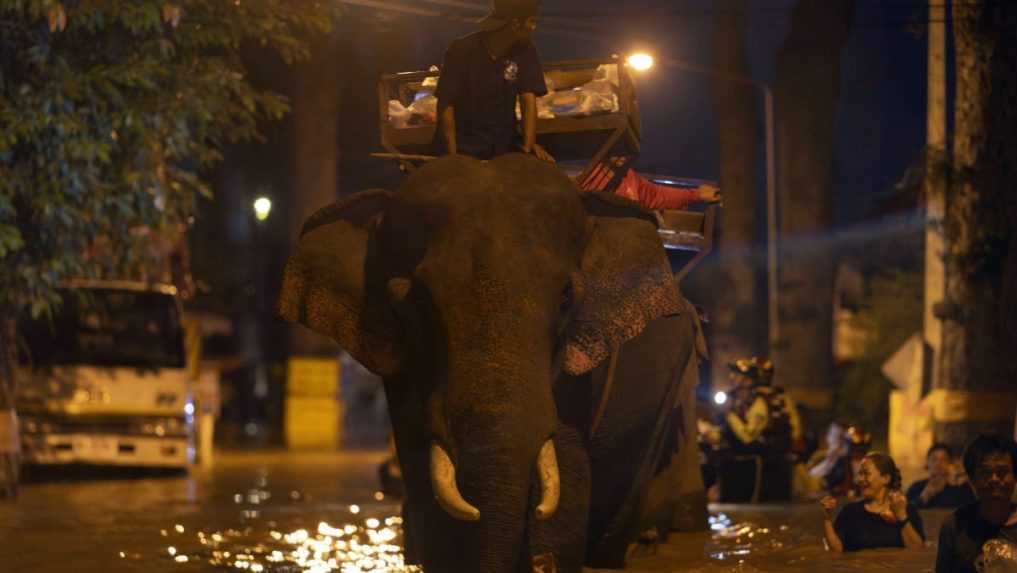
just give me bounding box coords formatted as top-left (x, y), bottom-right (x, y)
top-left (0, 0), bottom-right (338, 317)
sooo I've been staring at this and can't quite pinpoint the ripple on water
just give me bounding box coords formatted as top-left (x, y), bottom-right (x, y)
top-left (637, 507), bottom-right (940, 573)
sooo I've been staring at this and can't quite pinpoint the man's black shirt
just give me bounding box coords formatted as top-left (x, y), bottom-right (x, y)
top-left (936, 503), bottom-right (1017, 573)
top-left (434, 31), bottom-right (547, 159)
top-left (907, 479), bottom-right (977, 509)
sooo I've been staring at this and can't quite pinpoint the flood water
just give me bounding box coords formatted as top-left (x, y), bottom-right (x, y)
top-left (0, 450), bottom-right (951, 572)
top-left (622, 504), bottom-right (947, 573)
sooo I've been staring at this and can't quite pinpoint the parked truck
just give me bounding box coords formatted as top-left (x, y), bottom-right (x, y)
top-left (16, 279), bottom-right (197, 469)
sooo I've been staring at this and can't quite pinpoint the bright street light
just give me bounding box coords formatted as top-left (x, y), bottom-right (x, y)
top-left (626, 53), bottom-right (654, 72)
top-left (714, 391), bottom-right (728, 406)
top-left (253, 197), bottom-right (272, 221)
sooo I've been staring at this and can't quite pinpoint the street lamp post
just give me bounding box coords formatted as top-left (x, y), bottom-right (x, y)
top-left (626, 54), bottom-right (780, 353)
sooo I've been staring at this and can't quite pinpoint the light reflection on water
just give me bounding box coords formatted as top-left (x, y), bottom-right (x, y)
top-left (139, 475), bottom-right (945, 573)
top-left (151, 505), bottom-right (942, 572)
top-left (139, 476), bottom-right (419, 573)
top-left (149, 513), bottom-right (419, 572)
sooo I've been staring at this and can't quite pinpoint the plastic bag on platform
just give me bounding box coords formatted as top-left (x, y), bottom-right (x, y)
top-left (388, 100), bottom-right (411, 129)
top-left (408, 95), bottom-right (438, 125)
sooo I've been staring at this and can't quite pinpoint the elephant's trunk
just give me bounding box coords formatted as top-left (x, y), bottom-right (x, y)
top-left (430, 442), bottom-right (481, 521)
top-left (535, 439), bottom-right (560, 520)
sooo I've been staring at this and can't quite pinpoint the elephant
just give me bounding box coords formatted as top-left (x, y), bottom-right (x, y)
top-left (278, 153), bottom-right (705, 573)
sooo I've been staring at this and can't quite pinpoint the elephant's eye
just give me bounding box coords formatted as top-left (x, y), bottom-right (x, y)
top-left (387, 277), bottom-right (412, 305)
top-left (559, 283), bottom-right (573, 313)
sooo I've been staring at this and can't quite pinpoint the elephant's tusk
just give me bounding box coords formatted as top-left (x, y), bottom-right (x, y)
top-left (535, 440), bottom-right (560, 520)
top-left (430, 442), bottom-right (481, 522)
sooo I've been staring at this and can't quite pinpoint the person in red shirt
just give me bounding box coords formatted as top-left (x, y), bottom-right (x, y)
top-left (578, 155), bottom-right (721, 210)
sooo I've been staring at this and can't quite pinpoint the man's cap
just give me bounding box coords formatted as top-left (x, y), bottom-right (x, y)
top-left (478, 0), bottom-right (540, 31)
top-left (727, 357), bottom-right (774, 382)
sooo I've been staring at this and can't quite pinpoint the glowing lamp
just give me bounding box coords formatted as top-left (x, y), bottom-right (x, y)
top-left (627, 53), bottom-right (654, 72)
top-left (253, 197), bottom-right (272, 221)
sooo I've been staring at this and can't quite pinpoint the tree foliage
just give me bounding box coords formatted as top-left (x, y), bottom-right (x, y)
top-left (0, 0), bottom-right (338, 317)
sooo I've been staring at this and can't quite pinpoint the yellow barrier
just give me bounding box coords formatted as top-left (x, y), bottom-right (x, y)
top-left (287, 357), bottom-right (340, 398)
top-left (285, 396), bottom-right (343, 450)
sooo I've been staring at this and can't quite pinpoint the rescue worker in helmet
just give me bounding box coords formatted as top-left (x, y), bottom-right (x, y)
top-left (722, 357), bottom-right (803, 501)
top-left (725, 358), bottom-right (802, 453)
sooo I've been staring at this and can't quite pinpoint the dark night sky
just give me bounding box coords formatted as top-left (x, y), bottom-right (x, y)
top-left (338, 0), bottom-right (927, 228)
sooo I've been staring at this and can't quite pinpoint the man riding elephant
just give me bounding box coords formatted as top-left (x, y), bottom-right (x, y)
top-left (278, 153), bottom-right (704, 573)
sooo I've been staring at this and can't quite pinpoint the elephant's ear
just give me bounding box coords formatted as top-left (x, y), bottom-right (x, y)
top-left (278, 190), bottom-right (402, 376)
top-left (563, 192), bottom-right (683, 375)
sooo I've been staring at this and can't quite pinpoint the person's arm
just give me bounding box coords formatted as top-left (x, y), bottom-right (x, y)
top-left (906, 481), bottom-right (925, 507)
top-left (440, 106), bottom-right (457, 155)
top-left (809, 455), bottom-right (835, 480)
top-left (434, 41), bottom-right (465, 156)
top-left (900, 520), bottom-right (925, 549)
top-left (920, 475), bottom-right (947, 507)
top-left (821, 496), bottom-right (845, 552)
top-left (725, 397), bottom-right (768, 445)
top-left (516, 41), bottom-right (552, 162)
top-left (633, 174), bottom-right (699, 210)
top-left (519, 93), bottom-right (553, 162)
top-left (696, 183), bottom-right (722, 203)
top-left (892, 494), bottom-right (925, 550)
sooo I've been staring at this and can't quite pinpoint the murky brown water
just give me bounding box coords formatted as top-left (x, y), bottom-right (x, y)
top-left (622, 503), bottom-right (948, 573)
top-left (0, 451), bottom-right (953, 572)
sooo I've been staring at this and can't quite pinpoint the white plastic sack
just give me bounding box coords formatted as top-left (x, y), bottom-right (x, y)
top-left (595, 63), bottom-right (620, 87)
top-left (516, 97), bottom-right (556, 121)
top-left (388, 99), bottom-right (411, 129)
top-left (546, 82), bottom-right (619, 118)
top-left (408, 94), bottom-right (438, 124)
top-left (422, 65), bottom-right (440, 89)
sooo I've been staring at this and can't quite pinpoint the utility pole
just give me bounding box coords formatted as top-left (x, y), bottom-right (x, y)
top-left (923, 0), bottom-right (947, 394)
top-left (654, 59), bottom-right (779, 358)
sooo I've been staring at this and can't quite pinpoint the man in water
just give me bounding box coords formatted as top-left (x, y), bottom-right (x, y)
top-left (433, 0), bottom-right (554, 162)
top-left (936, 434), bottom-right (1017, 573)
top-left (908, 443), bottom-right (976, 509)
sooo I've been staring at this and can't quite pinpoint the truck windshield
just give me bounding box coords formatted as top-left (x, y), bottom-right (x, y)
top-left (20, 288), bottom-right (185, 369)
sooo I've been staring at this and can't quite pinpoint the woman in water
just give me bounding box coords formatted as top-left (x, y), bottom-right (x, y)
top-left (820, 451), bottom-right (925, 552)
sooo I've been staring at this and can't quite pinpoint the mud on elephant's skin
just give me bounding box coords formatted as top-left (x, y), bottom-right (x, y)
top-left (278, 154), bottom-right (701, 573)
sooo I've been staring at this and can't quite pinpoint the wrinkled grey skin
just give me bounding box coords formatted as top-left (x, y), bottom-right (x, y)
top-left (279, 154), bottom-right (699, 573)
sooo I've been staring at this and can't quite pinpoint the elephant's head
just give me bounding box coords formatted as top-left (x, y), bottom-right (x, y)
top-left (278, 154), bottom-right (682, 570)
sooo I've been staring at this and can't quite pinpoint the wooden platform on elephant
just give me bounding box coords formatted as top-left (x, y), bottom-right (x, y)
top-left (377, 58), bottom-right (641, 176)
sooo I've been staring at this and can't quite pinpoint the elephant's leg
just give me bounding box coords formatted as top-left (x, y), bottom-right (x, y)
top-left (584, 313), bottom-right (693, 568)
top-left (527, 423), bottom-right (590, 573)
top-left (668, 382), bottom-right (709, 533)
